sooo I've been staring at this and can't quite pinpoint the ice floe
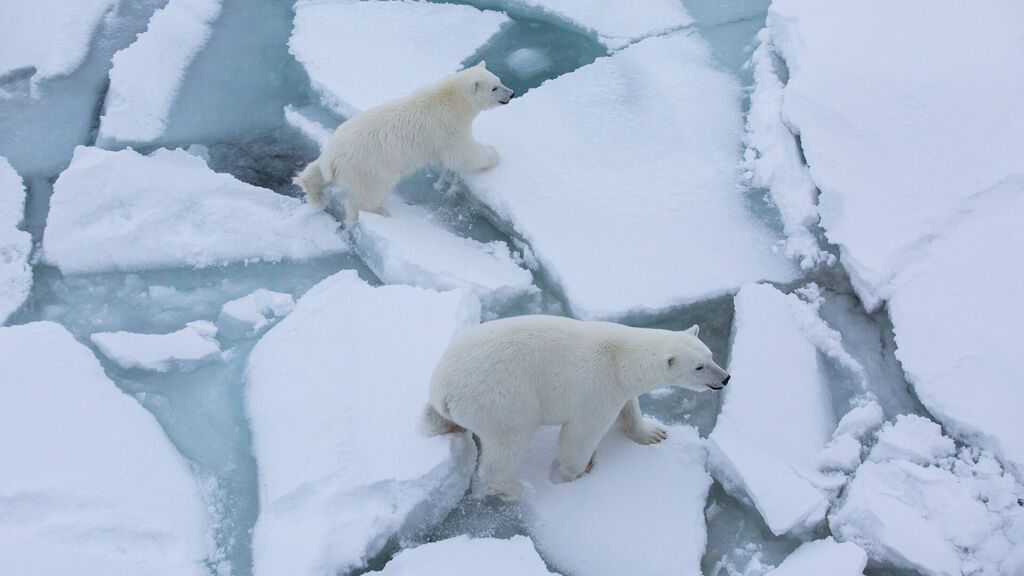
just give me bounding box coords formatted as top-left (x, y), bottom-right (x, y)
top-left (765, 537), bottom-right (866, 576)
top-left (0, 156), bottom-right (31, 324)
top-left (367, 535), bottom-right (559, 576)
top-left (216, 289), bottom-right (295, 340)
top-left (91, 320), bottom-right (221, 372)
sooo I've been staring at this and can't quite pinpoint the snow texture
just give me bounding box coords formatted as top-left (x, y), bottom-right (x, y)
top-left (708, 284), bottom-right (843, 536)
top-left (522, 424), bottom-right (710, 576)
top-left (465, 33), bottom-right (797, 320)
top-left (246, 270), bottom-right (481, 576)
top-left (216, 289), bottom-right (295, 339)
top-left (0, 0), bottom-right (117, 93)
top-left (0, 321), bottom-right (210, 575)
top-left (290, 0), bottom-right (509, 117)
top-left (352, 201), bottom-right (537, 313)
top-left (818, 400), bottom-right (883, 474)
top-left (0, 156), bottom-right (31, 324)
top-left (867, 415), bottom-right (955, 466)
top-left (366, 535), bottom-right (560, 576)
top-left (765, 537), bottom-right (866, 576)
top-left (97, 0), bottom-right (224, 145)
top-left (91, 320), bottom-right (221, 372)
top-left (43, 146), bottom-right (346, 273)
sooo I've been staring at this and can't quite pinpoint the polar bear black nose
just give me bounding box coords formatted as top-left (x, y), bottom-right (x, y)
top-left (721, 375), bottom-right (731, 386)
top-left (510, 91), bottom-right (516, 98)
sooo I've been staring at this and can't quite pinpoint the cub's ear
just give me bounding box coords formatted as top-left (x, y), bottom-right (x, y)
top-left (685, 324), bottom-right (699, 337)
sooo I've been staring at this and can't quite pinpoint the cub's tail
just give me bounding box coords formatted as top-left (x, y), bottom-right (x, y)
top-left (294, 159), bottom-right (329, 208)
top-left (419, 402), bottom-right (465, 436)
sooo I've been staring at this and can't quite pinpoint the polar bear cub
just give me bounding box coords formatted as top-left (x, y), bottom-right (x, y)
top-left (295, 62), bottom-right (513, 226)
top-left (422, 315), bottom-right (730, 500)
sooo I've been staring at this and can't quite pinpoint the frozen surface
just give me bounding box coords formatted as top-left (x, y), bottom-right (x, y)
top-left (97, 0), bottom-right (224, 145)
top-left (284, 104), bottom-right (333, 150)
top-left (352, 201), bottom-right (537, 313)
top-left (819, 400), bottom-right (882, 474)
top-left (0, 0), bottom-right (116, 92)
top-left (91, 320), bottom-right (221, 372)
top-left (708, 284), bottom-right (842, 536)
top-left (43, 146), bottom-right (346, 273)
top-left (217, 289), bottom-right (295, 339)
top-left (505, 48), bottom-right (552, 79)
top-left (465, 33), bottom-right (796, 320)
top-left (246, 270), bottom-right (481, 576)
top-left (367, 535), bottom-right (559, 576)
top-left (522, 424), bottom-right (710, 576)
top-left (0, 321), bottom-right (210, 574)
top-left (290, 0), bottom-right (508, 116)
top-left (765, 537), bottom-right (866, 576)
top-left (0, 156), bottom-right (31, 324)
top-left (867, 415), bottom-right (955, 466)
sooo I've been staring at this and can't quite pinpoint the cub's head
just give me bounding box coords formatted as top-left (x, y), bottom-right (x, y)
top-left (662, 325), bottom-right (730, 392)
top-left (462, 61), bottom-right (514, 111)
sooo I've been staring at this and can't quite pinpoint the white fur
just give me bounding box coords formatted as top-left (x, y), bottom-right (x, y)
top-left (423, 315), bottom-right (730, 500)
top-left (295, 62), bottom-right (513, 225)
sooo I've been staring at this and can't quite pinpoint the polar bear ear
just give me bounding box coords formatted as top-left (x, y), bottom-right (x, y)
top-left (475, 60), bottom-right (487, 69)
top-left (685, 324), bottom-right (699, 337)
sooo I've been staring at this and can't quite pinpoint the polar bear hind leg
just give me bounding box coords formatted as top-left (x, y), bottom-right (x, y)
top-left (477, 430), bottom-right (533, 501)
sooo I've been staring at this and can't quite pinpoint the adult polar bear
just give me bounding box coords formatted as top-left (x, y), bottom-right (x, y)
top-left (423, 315), bottom-right (730, 500)
top-left (296, 62), bottom-right (514, 225)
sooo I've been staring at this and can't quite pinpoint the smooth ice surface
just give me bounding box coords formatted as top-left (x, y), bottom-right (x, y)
top-left (0, 156), bottom-right (31, 324)
top-left (708, 284), bottom-right (839, 536)
top-left (246, 270), bottom-right (480, 576)
top-left (91, 320), bottom-right (221, 372)
top-left (43, 146), bottom-right (346, 273)
top-left (97, 0), bottom-right (224, 145)
top-left (367, 535), bottom-right (559, 576)
top-left (217, 289), bottom-right (295, 339)
top-left (0, 0), bottom-right (116, 91)
top-left (464, 33), bottom-right (796, 320)
top-left (765, 537), bottom-right (866, 576)
top-left (522, 424), bottom-right (710, 576)
top-left (290, 0), bottom-right (508, 116)
top-left (0, 321), bottom-right (210, 575)
top-left (352, 201), bottom-right (537, 313)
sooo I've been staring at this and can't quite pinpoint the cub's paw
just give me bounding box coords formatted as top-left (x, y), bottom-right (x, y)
top-left (627, 422), bottom-right (668, 445)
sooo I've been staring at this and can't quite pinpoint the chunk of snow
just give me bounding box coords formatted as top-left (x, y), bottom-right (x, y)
top-left (522, 424), bottom-right (710, 576)
top-left (0, 321), bottom-right (210, 574)
top-left (367, 536), bottom-right (560, 576)
top-left (868, 415), bottom-right (955, 466)
top-left (464, 33), bottom-right (797, 320)
top-left (352, 202), bottom-right (537, 313)
top-left (505, 47), bottom-right (552, 79)
top-left (0, 156), bottom-right (31, 324)
top-left (42, 146), bottom-right (346, 273)
top-left (766, 538), bottom-right (866, 576)
top-left (283, 105), bottom-right (332, 150)
top-left (708, 284), bottom-right (843, 536)
top-left (97, 0), bottom-right (224, 145)
top-left (246, 270), bottom-right (480, 576)
top-left (0, 0), bottom-right (116, 92)
top-left (818, 434), bottom-right (863, 474)
top-left (833, 401), bottom-right (883, 440)
top-left (216, 289), bottom-right (295, 339)
top-left (290, 0), bottom-right (508, 116)
top-left (91, 320), bottom-right (221, 372)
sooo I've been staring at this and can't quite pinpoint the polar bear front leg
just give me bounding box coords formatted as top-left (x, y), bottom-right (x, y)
top-left (477, 431), bottom-right (532, 501)
top-left (618, 397), bottom-right (668, 445)
top-left (442, 137), bottom-right (500, 172)
top-left (554, 417), bottom-right (614, 483)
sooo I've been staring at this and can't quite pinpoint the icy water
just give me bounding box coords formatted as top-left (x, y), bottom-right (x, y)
top-left (1, 1), bottom-right (928, 575)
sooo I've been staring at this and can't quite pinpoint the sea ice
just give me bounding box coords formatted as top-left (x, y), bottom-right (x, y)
top-left (97, 0), bottom-right (224, 145)
top-left (0, 156), bottom-right (31, 324)
top-left (366, 535), bottom-right (560, 576)
top-left (290, 0), bottom-right (508, 117)
top-left (216, 289), bottom-right (295, 339)
top-left (0, 321), bottom-right (210, 575)
top-left (90, 320), bottom-right (221, 372)
top-left (283, 104), bottom-right (333, 150)
top-left (464, 33), bottom-right (797, 320)
top-left (505, 47), bottom-right (552, 79)
top-left (521, 424), bottom-right (710, 576)
top-left (765, 537), bottom-right (866, 576)
top-left (246, 270), bottom-right (480, 576)
top-left (42, 146), bottom-right (346, 273)
top-left (867, 415), bottom-right (955, 466)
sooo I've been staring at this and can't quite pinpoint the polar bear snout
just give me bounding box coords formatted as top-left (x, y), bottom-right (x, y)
top-left (499, 88), bottom-right (514, 105)
top-left (707, 374), bottom-right (730, 390)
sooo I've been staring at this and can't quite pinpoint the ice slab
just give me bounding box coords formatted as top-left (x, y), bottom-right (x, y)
top-left (367, 535), bottom-right (559, 576)
top-left (352, 202), bottom-right (537, 313)
top-left (522, 424), bottom-right (710, 576)
top-left (0, 0), bottom-right (116, 92)
top-left (216, 289), bottom-right (295, 339)
top-left (246, 270), bottom-right (480, 576)
top-left (867, 415), bottom-right (955, 466)
top-left (465, 33), bottom-right (797, 320)
top-left (0, 156), bottom-right (31, 324)
top-left (290, 0), bottom-right (508, 116)
top-left (42, 146), bottom-right (346, 273)
top-left (97, 0), bottom-right (224, 145)
top-left (708, 284), bottom-right (843, 536)
top-left (766, 537), bottom-right (866, 576)
top-left (0, 321), bottom-right (210, 574)
top-left (91, 320), bottom-right (221, 372)
top-left (284, 104), bottom-right (332, 150)
top-left (505, 47), bottom-right (552, 79)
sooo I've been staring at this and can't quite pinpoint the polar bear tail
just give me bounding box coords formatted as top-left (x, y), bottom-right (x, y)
top-left (295, 159), bottom-right (328, 207)
top-left (419, 402), bottom-right (465, 436)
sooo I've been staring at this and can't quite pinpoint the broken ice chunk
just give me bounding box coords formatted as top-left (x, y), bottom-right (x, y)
top-left (366, 535), bottom-right (560, 576)
top-left (0, 156), bottom-right (31, 324)
top-left (505, 47), bottom-right (552, 79)
top-left (216, 289), bottom-right (295, 340)
top-left (867, 415), bottom-right (955, 466)
top-left (90, 320), bottom-right (221, 372)
top-left (765, 537), bottom-right (866, 576)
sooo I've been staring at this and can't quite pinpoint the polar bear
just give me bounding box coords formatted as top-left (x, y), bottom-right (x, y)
top-left (295, 62), bottom-right (513, 226)
top-left (422, 315), bottom-right (730, 500)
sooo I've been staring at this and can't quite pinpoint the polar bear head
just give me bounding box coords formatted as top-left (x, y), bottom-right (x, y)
top-left (462, 61), bottom-right (514, 111)
top-left (662, 325), bottom-right (731, 392)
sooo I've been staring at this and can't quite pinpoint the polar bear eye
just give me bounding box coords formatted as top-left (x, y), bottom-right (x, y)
top-left (667, 356), bottom-right (675, 367)
top-left (491, 86), bottom-right (498, 92)
top-left (696, 365), bottom-right (704, 371)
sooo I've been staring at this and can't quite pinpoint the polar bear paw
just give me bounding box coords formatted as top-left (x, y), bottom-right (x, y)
top-left (486, 478), bottom-right (524, 501)
top-left (481, 145), bottom-right (500, 170)
top-left (627, 422), bottom-right (668, 445)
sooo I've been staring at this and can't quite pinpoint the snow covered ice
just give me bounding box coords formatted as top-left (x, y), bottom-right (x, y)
top-left (91, 320), bottom-right (221, 372)
top-left (366, 535), bottom-right (560, 576)
top-left (0, 156), bottom-right (31, 323)
top-left (216, 289), bottom-right (295, 340)
top-left (765, 538), bottom-right (866, 576)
